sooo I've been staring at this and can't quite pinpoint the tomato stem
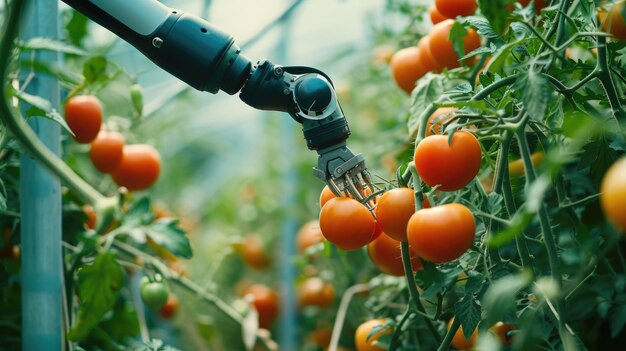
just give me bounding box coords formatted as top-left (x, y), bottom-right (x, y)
top-left (471, 75), bottom-right (518, 102)
top-left (111, 240), bottom-right (277, 350)
top-left (388, 305), bottom-right (412, 351)
top-left (595, 34), bottom-right (624, 123)
top-left (436, 317), bottom-right (458, 351)
top-left (0, 0), bottom-right (107, 208)
top-left (400, 241), bottom-right (442, 344)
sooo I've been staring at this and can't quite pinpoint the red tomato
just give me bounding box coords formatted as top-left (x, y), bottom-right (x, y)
top-left (235, 235), bottom-right (270, 269)
top-left (367, 233), bottom-right (423, 276)
top-left (428, 19), bottom-right (481, 69)
top-left (111, 144), bottom-right (161, 191)
top-left (407, 203), bottom-right (475, 263)
top-left (65, 95), bottom-right (103, 143)
top-left (89, 130), bottom-right (125, 173)
top-left (491, 322), bottom-right (516, 345)
top-left (159, 294), bottom-right (180, 319)
top-left (414, 131), bottom-right (482, 192)
top-left (319, 198), bottom-right (376, 250)
top-left (435, 0), bottom-right (477, 18)
top-left (517, 0), bottom-right (549, 14)
top-left (375, 188), bottom-right (415, 241)
top-left (390, 46), bottom-right (428, 93)
top-left (430, 5), bottom-right (449, 24)
top-left (297, 277), bottom-right (336, 308)
top-left (355, 319), bottom-right (392, 351)
top-left (242, 284), bottom-right (280, 329)
top-left (320, 185), bottom-right (336, 209)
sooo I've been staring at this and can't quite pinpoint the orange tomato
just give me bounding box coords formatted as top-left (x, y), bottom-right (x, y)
top-left (65, 95), bottom-right (102, 143)
top-left (242, 284), bottom-right (280, 329)
top-left (355, 319), bottom-right (391, 351)
top-left (517, 0), bottom-right (550, 14)
top-left (297, 277), bottom-right (336, 308)
top-left (428, 19), bottom-right (481, 69)
top-left (390, 46), bottom-right (428, 93)
top-left (430, 5), bottom-right (449, 24)
top-left (236, 235), bottom-right (270, 269)
top-left (309, 327), bottom-right (333, 348)
top-left (508, 151), bottom-right (544, 178)
top-left (407, 203), bottom-right (475, 263)
top-left (435, 0), bottom-right (477, 18)
top-left (600, 1), bottom-right (626, 40)
top-left (417, 36), bottom-right (444, 73)
top-left (448, 318), bottom-right (478, 350)
top-left (600, 156), bottom-right (626, 232)
top-left (426, 107), bottom-right (458, 136)
top-left (367, 233), bottom-right (422, 276)
top-left (320, 185), bottom-right (336, 208)
top-left (414, 131), bottom-right (482, 192)
top-left (111, 144), bottom-right (161, 191)
top-left (89, 130), bottom-right (125, 173)
top-left (82, 205), bottom-right (97, 230)
top-left (319, 198), bottom-right (376, 251)
top-left (491, 322), bottom-right (516, 345)
top-left (296, 220), bottom-right (325, 253)
top-left (375, 188), bottom-right (416, 241)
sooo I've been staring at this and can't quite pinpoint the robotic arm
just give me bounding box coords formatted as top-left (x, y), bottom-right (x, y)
top-left (60, 0), bottom-right (374, 204)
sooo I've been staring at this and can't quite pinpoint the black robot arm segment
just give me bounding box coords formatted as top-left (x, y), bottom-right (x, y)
top-left (61, 0), bottom-right (376, 205)
top-left (61, 0), bottom-right (251, 94)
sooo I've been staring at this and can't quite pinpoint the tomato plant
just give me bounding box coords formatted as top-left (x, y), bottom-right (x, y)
top-left (89, 130), bottom-right (125, 173)
top-left (319, 197), bottom-right (376, 250)
top-left (111, 144), bottom-right (161, 191)
top-left (407, 203), bottom-right (475, 263)
top-left (413, 131), bottom-right (482, 191)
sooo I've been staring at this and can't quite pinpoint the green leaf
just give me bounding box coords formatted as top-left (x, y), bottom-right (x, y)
top-left (12, 89), bottom-right (73, 134)
top-left (99, 302), bottom-right (140, 340)
top-left (408, 74), bottom-right (445, 136)
top-left (458, 16), bottom-right (500, 40)
top-left (83, 56), bottom-right (108, 83)
top-left (64, 9), bottom-right (89, 46)
top-left (450, 21), bottom-right (468, 61)
top-left (516, 70), bottom-right (552, 121)
top-left (579, 137), bottom-right (619, 184)
top-left (67, 252), bottom-right (124, 341)
top-left (478, 0), bottom-right (509, 35)
top-left (454, 295), bottom-right (482, 339)
top-left (484, 42), bottom-right (519, 74)
top-left (525, 175), bottom-right (550, 213)
top-left (486, 192), bottom-right (504, 216)
top-left (146, 219), bottom-right (193, 259)
top-left (482, 270), bottom-right (532, 328)
top-left (18, 37), bottom-right (86, 55)
top-left (123, 197), bottom-right (155, 228)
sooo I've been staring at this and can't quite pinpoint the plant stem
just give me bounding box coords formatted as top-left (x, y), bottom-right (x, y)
top-left (327, 283), bottom-right (370, 351)
top-left (515, 124), bottom-right (569, 349)
top-left (471, 75), bottom-right (519, 102)
top-left (400, 241), bottom-right (442, 344)
top-left (0, 0), bottom-right (105, 206)
top-left (436, 317), bottom-right (458, 351)
top-left (389, 305), bottom-right (412, 351)
top-left (596, 34), bottom-right (624, 123)
top-left (111, 240), bottom-right (277, 351)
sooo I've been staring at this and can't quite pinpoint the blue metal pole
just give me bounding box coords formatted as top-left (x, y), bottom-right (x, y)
top-left (277, 8), bottom-right (298, 350)
top-left (19, 0), bottom-right (63, 350)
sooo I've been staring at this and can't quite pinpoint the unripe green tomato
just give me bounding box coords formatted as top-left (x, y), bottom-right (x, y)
top-left (140, 276), bottom-right (170, 309)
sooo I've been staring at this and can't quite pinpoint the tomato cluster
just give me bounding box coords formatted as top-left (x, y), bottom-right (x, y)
top-left (390, 18), bottom-right (480, 93)
top-left (64, 95), bottom-right (161, 192)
